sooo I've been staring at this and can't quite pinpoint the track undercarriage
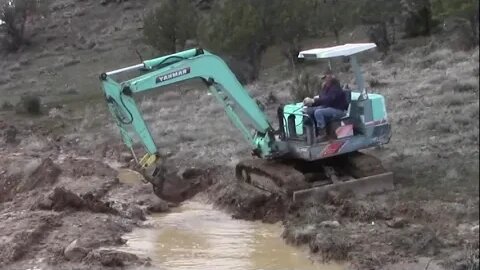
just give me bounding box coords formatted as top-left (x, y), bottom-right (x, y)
top-left (235, 151), bottom-right (394, 202)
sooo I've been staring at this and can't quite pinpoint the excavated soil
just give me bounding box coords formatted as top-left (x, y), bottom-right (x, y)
top-left (1, 0), bottom-right (479, 269)
top-left (0, 119), bottom-right (180, 269)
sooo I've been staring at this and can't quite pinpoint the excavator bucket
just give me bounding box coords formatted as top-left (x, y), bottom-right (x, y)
top-left (150, 175), bottom-right (200, 204)
top-left (140, 160), bottom-right (206, 204)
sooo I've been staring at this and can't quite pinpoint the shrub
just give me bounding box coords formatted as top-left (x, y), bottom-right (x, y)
top-left (432, 0), bottom-right (479, 46)
top-left (16, 95), bottom-right (41, 115)
top-left (0, 0), bottom-right (49, 51)
top-left (143, 0), bottom-right (198, 54)
top-left (368, 78), bottom-right (388, 88)
top-left (1, 101), bottom-right (13, 110)
top-left (198, 0), bottom-right (268, 80)
top-left (290, 72), bottom-right (322, 102)
top-left (402, 0), bottom-right (434, 37)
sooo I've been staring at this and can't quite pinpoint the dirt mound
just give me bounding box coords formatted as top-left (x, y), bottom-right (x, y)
top-left (61, 158), bottom-right (117, 178)
top-left (58, 239), bottom-right (152, 267)
top-left (0, 158), bottom-right (61, 203)
top-left (19, 158), bottom-right (61, 189)
top-left (35, 187), bottom-right (118, 214)
top-left (0, 214), bottom-right (62, 265)
top-left (208, 179), bottom-right (286, 223)
top-left (84, 249), bottom-right (151, 268)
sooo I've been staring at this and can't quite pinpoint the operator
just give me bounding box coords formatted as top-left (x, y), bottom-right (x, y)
top-left (303, 70), bottom-right (348, 138)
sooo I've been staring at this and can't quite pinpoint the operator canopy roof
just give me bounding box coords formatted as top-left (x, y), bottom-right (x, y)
top-left (298, 43), bottom-right (376, 59)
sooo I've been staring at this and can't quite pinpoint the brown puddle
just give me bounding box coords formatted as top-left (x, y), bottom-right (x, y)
top-left (117, 201), bottom-right (345, 270)
top-left (117, 168), bottom-right (145, 185)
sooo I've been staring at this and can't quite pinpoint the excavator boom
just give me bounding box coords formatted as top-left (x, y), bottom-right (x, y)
top-left (100, 48), bottom-right (282, 164)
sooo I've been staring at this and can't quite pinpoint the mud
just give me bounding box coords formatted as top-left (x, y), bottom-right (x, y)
top-left (0, 123), bottom-right (158, 269)
top-left (0, 157), bottom-right (61, 203)
top-left (1, 118), bottom-right (476, 269)
top-left (116, 200), bottom-right (346, 270)
top-left (209, 180), bottom-right (479, 269)
top-left (208, 178), bottom-right (287, 223)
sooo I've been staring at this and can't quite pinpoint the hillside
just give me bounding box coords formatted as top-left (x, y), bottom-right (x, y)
top-left (0, 1), bottom-right (478, 270)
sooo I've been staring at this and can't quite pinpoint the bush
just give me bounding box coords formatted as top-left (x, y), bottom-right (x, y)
top-left (143, 0), bottom-right (198, 54)
top-left (402, 0), bottom-right (434, 37)
top-left (16, 95), bottom-right (41, 115)
top-left (432, 0), bottom-right (479, 46)
top-left (198, 0), bottom-right (268, 80)
top-left (366, 23), bottom-right (391, 53)
top-left (290, 72), bottom-right (322, 102)
top-left (1, 101), bottom-right (13, 111)
top-left (0, 0), bottom-right (49, 51)
top-left (198, 0), bottom-right (315, 79)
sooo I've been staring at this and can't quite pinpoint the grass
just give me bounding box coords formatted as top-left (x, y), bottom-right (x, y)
top-left (443, 241), bottom-right (480, 270)
top-left (309, 230), bottom-right (353, 262)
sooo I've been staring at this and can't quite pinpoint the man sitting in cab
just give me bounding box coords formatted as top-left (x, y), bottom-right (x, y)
top-left (303, 70), bottom-right (349, 139)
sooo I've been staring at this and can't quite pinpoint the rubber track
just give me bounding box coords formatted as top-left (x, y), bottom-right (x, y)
top-left (236, 151), bottom-right (390, 200)
top-left (235, 158), bottom-right (309, 195)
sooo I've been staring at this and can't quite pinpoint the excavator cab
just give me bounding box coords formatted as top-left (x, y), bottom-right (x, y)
top-left (277, 44), bottom-right (391, 148)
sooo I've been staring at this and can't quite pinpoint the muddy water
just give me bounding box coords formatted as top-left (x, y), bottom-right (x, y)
top-left (118, 201), bottom-right (345, 270)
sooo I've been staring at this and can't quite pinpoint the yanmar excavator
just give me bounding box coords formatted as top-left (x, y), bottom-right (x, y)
top-left (99, 43), bottom-right (394, 203)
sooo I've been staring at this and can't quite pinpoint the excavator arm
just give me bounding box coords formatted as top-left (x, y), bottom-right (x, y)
top-left (99, 48), bottom-right (281, 170)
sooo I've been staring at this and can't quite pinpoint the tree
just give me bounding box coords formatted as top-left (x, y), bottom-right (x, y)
top-left (143, 0), bottom-right (198, 54)
top-left (274, 0), bottom-right (316, 70)
top-left (431, 0), bottom-right (479, 45)
top-left (358, 0), bottom-right (402, 53)
top-left (199, 0), bottom-right (321, 77)
top-left (0, 0), bottom-right (47, 51)
top-left (198, 0), bottom-right (269, 79)
top-left (290, 71), bottom-right (322, 102)
top-left (309, 0), bottom-right (359, 44)
top-left (401, 0), bottom-right (434, 37)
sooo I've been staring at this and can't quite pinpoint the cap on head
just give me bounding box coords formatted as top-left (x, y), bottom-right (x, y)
top-left (321, 69), bottom-right (334, 79)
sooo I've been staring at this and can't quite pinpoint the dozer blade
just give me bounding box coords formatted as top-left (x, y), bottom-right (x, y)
top-left (292, 171), bottom-right (394, 202)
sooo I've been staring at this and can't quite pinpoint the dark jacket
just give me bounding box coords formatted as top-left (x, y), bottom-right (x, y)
top-left (312, 79), bottom-right (348, 111)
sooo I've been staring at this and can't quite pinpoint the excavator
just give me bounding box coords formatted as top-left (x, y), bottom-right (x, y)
top-left (99, 43), bottom-right (394, 203)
